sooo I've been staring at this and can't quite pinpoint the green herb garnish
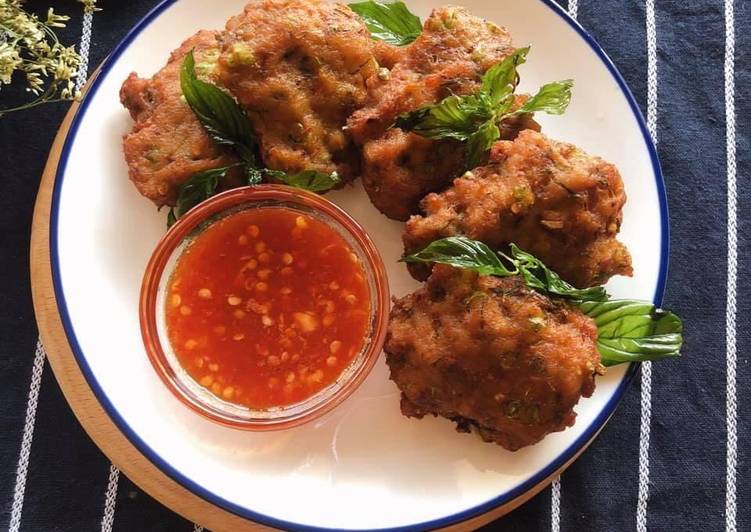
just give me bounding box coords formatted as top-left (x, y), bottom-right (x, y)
top-left (402, 236), bottom-right (682, 366)
top-left (402, 237), bottom-right (606, 302)
top-left (401, 236), bottom-right (516, 277)
top-left (395, 47), bottom-right (573, 167)
top-left (513, 80), bottom-right (575, 116)
top-left (265, 169), bottom-right (342, 192)
top-left (348, 0), bottom-right (422, 46)
top-left (166, 52), bottom-right (340, 226)
top-left (507, 244), bottom-right (608, 302)
top-left (578, 300), bottom-right (683, 366)
top-left (166, 164), bottom-right (241, 228)
top-left (180, 51), bottom-right (258, 165)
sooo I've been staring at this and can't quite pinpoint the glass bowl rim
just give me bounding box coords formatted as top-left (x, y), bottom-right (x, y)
top-left (139, 184), bottom-right (391, 431)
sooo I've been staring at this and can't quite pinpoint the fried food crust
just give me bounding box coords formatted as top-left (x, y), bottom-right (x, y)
top-left (346, 6), bottom-right (526, 220)
top-left (216, 0), bottom-right (381, 182)
top-left (385, 266), bottom-right (604, 451)
top-left (403, 130), bottom-right (633, 288)
top-left (359, 130), bottom-right (467, 220)
top-left (120, 31), bottom-right (238, 207)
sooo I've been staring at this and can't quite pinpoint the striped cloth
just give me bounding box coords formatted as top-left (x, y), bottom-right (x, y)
top-left (0, 0), bottom-right (747, 530)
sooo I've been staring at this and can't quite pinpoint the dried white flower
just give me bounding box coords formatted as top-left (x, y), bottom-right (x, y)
top-left (0, 0), bottom-right (99, 115)
top-left (25, 71), bottom-right (43, 94)
top-left (45, 8), bottom-right (69, 28)
top-left (78, 0), bottom-right (101, 15)
top-left (0, 42), bottom-right (22, 85)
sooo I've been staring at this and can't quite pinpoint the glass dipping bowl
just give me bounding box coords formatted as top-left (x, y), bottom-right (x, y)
top-left (140, 185), bottom-right (390, 430)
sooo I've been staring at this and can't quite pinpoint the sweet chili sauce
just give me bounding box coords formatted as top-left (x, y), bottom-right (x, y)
top-left (165, 207), bottom-right (371, 409)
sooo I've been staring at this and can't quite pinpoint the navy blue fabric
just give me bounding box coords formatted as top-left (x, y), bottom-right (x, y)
top-left (642, 3), bottom-right (727, 530)
top-left (1, 0), bottom-right (747, 530)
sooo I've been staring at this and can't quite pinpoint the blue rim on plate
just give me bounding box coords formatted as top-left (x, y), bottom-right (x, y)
top-left (48, 0), bottom-right (669, 530)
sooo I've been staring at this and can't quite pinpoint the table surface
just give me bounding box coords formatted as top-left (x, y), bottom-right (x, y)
top-left (1, 0), bottom-right (749, 530)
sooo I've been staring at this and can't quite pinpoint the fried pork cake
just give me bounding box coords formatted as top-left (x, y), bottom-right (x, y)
top-left (216, 0), bottom-right (382, 183)
top-left (347, 6), bottom-right (537, 220)
top-left (403, 130), bottom-right (633, 288)
top-left (385, 265), bottom-right (604, 451)
top-left (120, 31), bottom-right (238, 206)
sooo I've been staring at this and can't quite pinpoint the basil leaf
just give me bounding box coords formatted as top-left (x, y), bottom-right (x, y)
top-left (392, 46), bottom-right (575, 168)
top-left (577, 299), bottom-right (683, 366)
top-left (349, 0), bottom-right (422, 46)
top-left (465, 120), bottom-right (500, 168)
top-left (166, 208), bottom-right (177, 228)
top-left (395, 94), bottom-right (489, 141)
top-left (265, 169), bottom-right (341, 192)
top-left (167, 165), bottom-right (236, 227)
top-left (514, 79), bottom-right (573, 116)
top-left (404, 238), bottom-right (607, 301)
top-left (481, 47), bottom-right (529, 107)
top-left (509, 244), bottom-right (608, 302)
top-left (394, 49), bottom-right (529, 144)
top-left (401, 236), bottom-right (517, 277)
top-left (403, 237), bottom-right (683, 367)
top-left (245, 166), bottom-right (264, 186)
top-left (180, 51), bottom-right (258, 164)
top-left (393, 107), bottom-right (430, 132)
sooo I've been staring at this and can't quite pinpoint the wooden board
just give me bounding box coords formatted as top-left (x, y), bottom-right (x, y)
top-left (29, 72), bottom-right (602, 532)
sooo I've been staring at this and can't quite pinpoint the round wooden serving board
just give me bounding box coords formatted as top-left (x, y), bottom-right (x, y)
top-left (30, 72), bottom-right (603, 532)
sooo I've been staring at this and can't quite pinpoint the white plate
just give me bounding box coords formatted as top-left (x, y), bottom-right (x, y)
top-left (50, 0), bottom-right (667, 529)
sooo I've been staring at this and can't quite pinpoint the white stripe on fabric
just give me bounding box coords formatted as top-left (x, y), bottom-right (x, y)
top-left (636, 2), bottom-right (658, 531)
top-left (645, 0), bottom-right (658, 143)
top-left (724, 0), bottom-right (738, 530)
top-left (550, 2), bottom-right (579, 528)
top-left (568, 0), bottom-right (578, 18)
top-left (551, 475), bottom-right (561, 532)
top-left (636, 365), bottom-right (653, 532)
top-left (193, 524), bottom-right (205, 532)
top-left (101, 465), bottom-right (120, 532)
top-left (8, 340), bottom-right (46, 532)
top-left (75, 11), bottom-right (95, 93)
